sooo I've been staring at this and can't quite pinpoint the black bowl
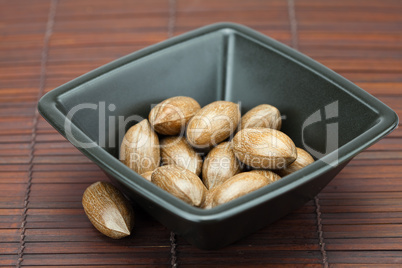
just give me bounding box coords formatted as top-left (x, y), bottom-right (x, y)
top-left (38, 23), bottom-right (398, 249)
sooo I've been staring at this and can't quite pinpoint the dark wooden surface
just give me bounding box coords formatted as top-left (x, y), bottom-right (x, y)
top-left (1, 0), bottom-right (402, 266)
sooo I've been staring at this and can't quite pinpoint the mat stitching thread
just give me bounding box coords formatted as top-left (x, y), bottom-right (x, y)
top-left (16, 0), bottom-right (58, 267)
top-left (168, 0), bottom-right (176, 38)
top-left (170, 231), bottom-right (178, 268)
top-left (287, 0), bottom-right (328, 267)
top-left (287, 0), bottom-right (299, 49)
top-left (168, 0), bottom-right (178, 267)
top-left (315, 196), bottom-right (329, 268)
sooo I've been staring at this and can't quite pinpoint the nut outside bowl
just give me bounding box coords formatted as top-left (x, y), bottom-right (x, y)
top-left (38, 22), bottom-right (398, 249)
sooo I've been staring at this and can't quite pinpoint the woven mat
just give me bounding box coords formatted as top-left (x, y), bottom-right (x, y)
top-left (1, 0), bottom-right (402, 266)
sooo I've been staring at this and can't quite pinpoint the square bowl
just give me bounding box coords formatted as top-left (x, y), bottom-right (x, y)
top-left (38, 23), bottom-right (398, 249)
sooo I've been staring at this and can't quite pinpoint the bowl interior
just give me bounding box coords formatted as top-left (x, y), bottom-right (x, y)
top-left (56, 28), bottom-right (379, 160)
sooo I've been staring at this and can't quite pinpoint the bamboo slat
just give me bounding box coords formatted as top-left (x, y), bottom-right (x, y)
top-left (1, 0), bottom-right (401, 266)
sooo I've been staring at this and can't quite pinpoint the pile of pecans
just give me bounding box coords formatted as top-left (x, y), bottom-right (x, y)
top-left (120, 96), bottom-right (314, 209)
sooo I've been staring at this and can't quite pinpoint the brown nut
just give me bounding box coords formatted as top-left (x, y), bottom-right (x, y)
top-left (201, 187), bottom-right (218, 209)
top-left (149, 96), bottom-right (201, 135)
top-left (249, 170), bottom-right (281, 183)
top-left (140, 171), bottom-right (153, 181)
top-left (151, 165), bottom-right (207, 207)
top-left (186, 101), bottom-right (240, 149)
top-left (276, 148), bottom-right (314, 176)
top-left (82, 181), bottom-right (134, 239)
top-left (211, 172), bottom-right (269, 208)
top-left (240, 104), bottom-right (281, 130)
top-left (120, 119), bottom-right (160, 174)
top-left (232, 128), bottom-right (297, 169)
top-left (160, 136), bottom-right (202, 176)
top-left (202, 141), bottom-right (242, 190)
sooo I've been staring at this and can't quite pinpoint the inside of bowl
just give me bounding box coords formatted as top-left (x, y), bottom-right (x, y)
top-left (57, 30), bottom-right (228, 157)
top-left (224, 32), bottom-right (380, 156)
top-left (56, 27), bottom-right (380, 161)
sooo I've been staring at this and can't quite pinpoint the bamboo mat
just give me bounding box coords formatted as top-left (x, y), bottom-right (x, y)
top-left (1, 0), bottom-right (402, 266)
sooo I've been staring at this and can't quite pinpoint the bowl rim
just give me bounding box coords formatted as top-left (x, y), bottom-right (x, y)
top-left (38, 22), bottom-right (399, 223)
